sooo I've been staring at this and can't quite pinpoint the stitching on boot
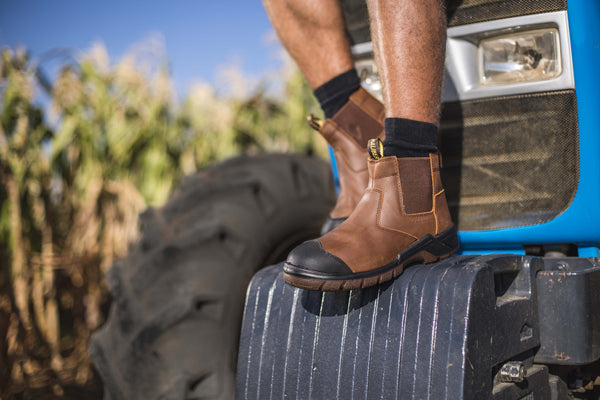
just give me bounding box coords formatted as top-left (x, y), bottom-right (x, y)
top-left (434, 189), bottom-right (447, 235)
top-left (349, 89), bottom-right (383, 122)
top-left (373, 187), bottom-right (420, 240)
top-left (430, 155), bottom-right (439, 234)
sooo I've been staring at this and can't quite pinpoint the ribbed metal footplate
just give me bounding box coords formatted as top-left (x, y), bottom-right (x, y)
top-left (236, 255), bottom-right (557, 400)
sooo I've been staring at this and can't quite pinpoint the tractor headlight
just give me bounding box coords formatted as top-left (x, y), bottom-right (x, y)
top-left (479, 28), bottom-right (561, 85)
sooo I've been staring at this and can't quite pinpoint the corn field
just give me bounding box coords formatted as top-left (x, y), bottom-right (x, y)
top-left (0, 43), bottom-right (326, 398)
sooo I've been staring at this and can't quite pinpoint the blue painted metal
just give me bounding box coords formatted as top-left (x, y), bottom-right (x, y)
top-left (459, 248), bottom-right (526, 256)
top-left (328, 145), bottom-right (340, 193)
top-left (459, 0), bottom-right (600, 252)
top-left (578, 246), bottom-right (599, 257)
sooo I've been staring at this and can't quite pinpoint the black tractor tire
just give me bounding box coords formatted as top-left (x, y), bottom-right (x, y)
top-left (89, 154), bottom-right (336, 400)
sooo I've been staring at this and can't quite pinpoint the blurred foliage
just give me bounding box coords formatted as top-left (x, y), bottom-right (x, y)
top-left (0, 42), bottom-right (325, 398)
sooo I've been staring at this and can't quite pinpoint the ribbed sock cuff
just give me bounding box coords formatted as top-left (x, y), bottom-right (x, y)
top-left (313, 69), bottom-right (361, 119)
top-left (383, 117), bottom-right (439, 158)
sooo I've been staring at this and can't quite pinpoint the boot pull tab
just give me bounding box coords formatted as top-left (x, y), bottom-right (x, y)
top-left (368, 138), bottom-right (384, 160)
top-left (307, 114), bottom-right (323, 131)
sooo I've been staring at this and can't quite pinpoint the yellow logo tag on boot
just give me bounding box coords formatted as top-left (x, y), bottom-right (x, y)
top-left (306, 114), bottom-right (323, 131)
top-left (368, 138), bottom-right (384, 160)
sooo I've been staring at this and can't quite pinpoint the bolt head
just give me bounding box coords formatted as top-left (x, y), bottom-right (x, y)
top-left (499, 361), bottom-right (525, 383)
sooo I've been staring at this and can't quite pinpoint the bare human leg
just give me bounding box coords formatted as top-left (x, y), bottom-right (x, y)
top-left (367, 0), bottom-right (446, 123)
top-left (262, 0), bottom-right (354, 89)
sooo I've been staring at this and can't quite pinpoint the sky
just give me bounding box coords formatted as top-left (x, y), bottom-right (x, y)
top-left (0, 0), bottom-right (282, 96)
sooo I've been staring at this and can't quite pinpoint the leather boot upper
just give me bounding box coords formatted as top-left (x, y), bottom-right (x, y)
top-left (317, 153), bottom-right (453, 273)
top-left (318, 87), bottom-right (384, 220)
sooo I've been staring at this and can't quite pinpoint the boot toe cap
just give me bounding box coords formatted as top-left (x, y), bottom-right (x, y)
top-left (285, 240), bottom-right (352, 277)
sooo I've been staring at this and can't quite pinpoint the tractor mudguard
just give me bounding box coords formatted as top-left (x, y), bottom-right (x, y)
top-left (236, 255), bottom-right (600, 399)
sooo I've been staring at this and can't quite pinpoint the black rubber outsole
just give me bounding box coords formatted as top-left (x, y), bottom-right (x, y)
top-left (283, 225), bottom-right (459, 291)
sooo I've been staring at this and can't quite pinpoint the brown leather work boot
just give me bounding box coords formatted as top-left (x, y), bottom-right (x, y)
top-left (313, 87), bottom-right (384, 234)
top-left (284, 139), bottom-right (459, 291)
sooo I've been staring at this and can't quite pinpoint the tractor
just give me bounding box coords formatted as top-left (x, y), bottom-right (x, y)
top-left (90, 0), bottom-right (600, 399)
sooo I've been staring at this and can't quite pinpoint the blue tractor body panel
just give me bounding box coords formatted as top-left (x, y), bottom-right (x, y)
top-left (460, 0), bottom-right (600, 254)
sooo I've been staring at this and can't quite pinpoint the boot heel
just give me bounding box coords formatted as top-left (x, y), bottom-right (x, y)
top-left (415, 225), bottom-right (460, 258)
top-left (437, 225), bottom-right (460, 253)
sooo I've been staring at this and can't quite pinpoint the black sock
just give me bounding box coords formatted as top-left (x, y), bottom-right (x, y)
top-left (313, 69), bottom-right (361, 119)
top-left (383, 117), bottom-right (439, 158)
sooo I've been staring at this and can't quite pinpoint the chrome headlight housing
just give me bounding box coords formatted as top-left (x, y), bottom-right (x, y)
top-left (479, 28), bottom-right (561, 86)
